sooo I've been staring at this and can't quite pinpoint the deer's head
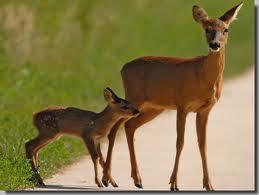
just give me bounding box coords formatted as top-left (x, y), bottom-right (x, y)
top-left (192, 2), bottom-right (243, 52)
top-left (103, 87), bottom-right (140, 117)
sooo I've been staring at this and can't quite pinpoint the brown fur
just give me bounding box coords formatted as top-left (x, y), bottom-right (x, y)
top-left (102, 3), bottom-right (243, 191)
top-left (25, 88), bottom-right (139, 188)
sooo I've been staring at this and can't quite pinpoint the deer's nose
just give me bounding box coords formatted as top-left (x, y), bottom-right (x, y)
top-left (209, 42), bottom-right (220, 50)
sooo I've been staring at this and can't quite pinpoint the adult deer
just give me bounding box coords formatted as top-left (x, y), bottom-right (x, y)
top-left (102, 2), bottom-right (243, 191)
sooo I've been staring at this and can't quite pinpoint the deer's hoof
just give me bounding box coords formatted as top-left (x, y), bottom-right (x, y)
top-left (110, 179), bottom-right (118, 188)
top-left (204, 184), bottom-right (214, 191)
top-left (169, 176), bottom-right (179, 191)
top-left (133, 174), bottom-right (142, 189)
top-left (135, 182), bottom-right (143, 189)
top-left (102, 178), bottom-right (109, 187)
top-left (170, 187), bottom-right (179, 191)
top-left (203, 179), bottom-right (214, 191)
top-left (96, 178), bottom-right (104, 188)
top-left (36, 182), bottom-right (46, 188)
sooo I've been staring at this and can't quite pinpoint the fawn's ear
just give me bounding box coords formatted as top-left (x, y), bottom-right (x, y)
top-left (103, 87), bottom-right (118, 103)
top-left (219, 2), bottom-right (243, 25)
top-left (192, 5), bottom-right (209, 24)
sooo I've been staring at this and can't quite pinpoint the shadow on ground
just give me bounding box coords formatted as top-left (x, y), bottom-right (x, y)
top-left (38, 184), bottom-right (100, 191)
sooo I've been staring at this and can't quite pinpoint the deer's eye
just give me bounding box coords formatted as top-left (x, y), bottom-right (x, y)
top-left (223, 28), bottom-right (228, 34)
top-left (205, 28), bottom-right (210, 34)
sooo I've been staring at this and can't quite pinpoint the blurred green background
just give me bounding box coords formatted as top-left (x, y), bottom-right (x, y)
top-left (0, 0), bottom-right (254, 190)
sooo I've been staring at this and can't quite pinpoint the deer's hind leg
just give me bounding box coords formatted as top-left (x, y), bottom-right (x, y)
top-left (25, 131), bottom-right (58, 186)
top-left (83, 136), bottom-right (103, 187)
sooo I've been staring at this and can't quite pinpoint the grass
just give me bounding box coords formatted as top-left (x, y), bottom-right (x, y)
top-left (0, 0), bottom-right (254, 190)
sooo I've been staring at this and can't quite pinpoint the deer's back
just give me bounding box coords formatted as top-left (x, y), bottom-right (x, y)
top-left (33, 106), bottom-right (96, 136)
top-left (121, 56), bottom-right (217, 112)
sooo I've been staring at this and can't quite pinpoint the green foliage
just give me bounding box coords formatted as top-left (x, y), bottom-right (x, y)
top-left (0, 112), bottom-right (86, 190)
top-left (0, 0), bottom-right (254, 190)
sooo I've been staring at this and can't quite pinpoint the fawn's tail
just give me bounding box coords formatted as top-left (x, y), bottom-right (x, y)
top-left (32, 111), bottom-right (43, 129)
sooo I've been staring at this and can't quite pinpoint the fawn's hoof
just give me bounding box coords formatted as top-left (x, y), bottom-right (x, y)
top-left (36, 181), bottom-right (46, 188)
top-left (95, 178), bottom-right (104, 188)
top-left (35, 177), bottom-right (46, 188)
top-left (170, 187), bottom-right (179, 191)
top-left (102, 180), bottom-right (109, 187)
top-left (135, 182), bottom-right (143, 189)
top-left (102, 177), bottom-right (118, 188)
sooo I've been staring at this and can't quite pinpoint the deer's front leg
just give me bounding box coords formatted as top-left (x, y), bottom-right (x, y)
top-left (124, 109), bottom-right (162, 188)
top-left (96, 142), bottom-right (117, 187)
top-left (169, 108), bottom-right (187, 191)
top-left (102, 118), bottom-right (126, 187)
top-left (196, 110), bottom-right (214, 191)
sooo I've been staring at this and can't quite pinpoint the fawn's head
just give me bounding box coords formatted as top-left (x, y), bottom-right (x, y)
top-left (103, 87), bottom-right (140, 117)
top-left (192, 2), bottom-right (243, 52)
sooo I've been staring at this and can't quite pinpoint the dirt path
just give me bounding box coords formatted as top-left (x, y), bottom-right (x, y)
top-left (34, 69), bottom-right (254, 191)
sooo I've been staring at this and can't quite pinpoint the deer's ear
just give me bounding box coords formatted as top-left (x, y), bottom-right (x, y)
top-left (103, 88), bottom-right (114, 103)
top-left (219, 2), bottom-right (243, 25)
top-left (103, 87), bottom-right (118, 103)
top-left (192, 5), bottom-right (209, 24)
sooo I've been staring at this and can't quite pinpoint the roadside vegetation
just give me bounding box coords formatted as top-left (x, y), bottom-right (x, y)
top-left (0, 0), bottom-right (254, 190)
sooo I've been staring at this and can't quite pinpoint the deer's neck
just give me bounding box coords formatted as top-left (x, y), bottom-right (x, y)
top-left (95, 106), bottom-right (120, 130)
top-left (202, 47), bottom-right (225, 84)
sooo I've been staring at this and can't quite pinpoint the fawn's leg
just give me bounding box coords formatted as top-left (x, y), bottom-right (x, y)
top-left (124, 109), bottom-right (163, 188)
top-left (102, 118), bottom-right (126, 187)
top-left (196, 110), bottom-right (214, 191)
top-left (97, 143), bottom-right (104, 166)
top-left (169, 108), bottom-right (187, 191)
top-left (25, 132), bottom-right (57, 186)
top-left (96, 143), bottom-right (117, 187)
top-left (33, 136), bottom-right (57, 168)
top-left (83, 136), bottom-right (103, 187)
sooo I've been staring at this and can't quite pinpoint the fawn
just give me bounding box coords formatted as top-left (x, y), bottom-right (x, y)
top-left (25, 87), bottom-right (139, 188)
top-left (101, 2), bottom-right (243, 191)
